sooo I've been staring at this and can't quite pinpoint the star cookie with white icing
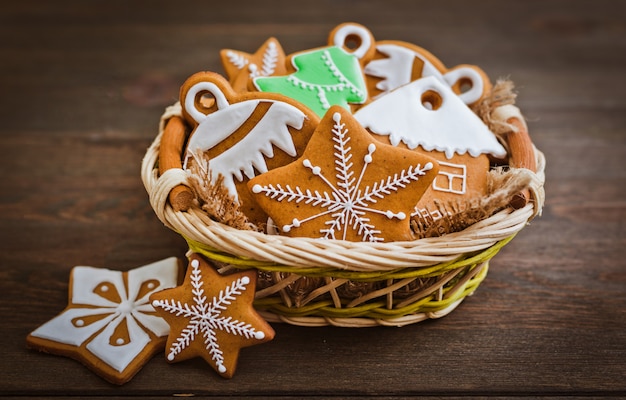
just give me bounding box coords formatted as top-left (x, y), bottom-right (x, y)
top-left (248, 106), bottom-right (439, 242)
top-left (150, 253), bottom-right (274, 379)
top-left (26, 257), bottom-right (182, 385)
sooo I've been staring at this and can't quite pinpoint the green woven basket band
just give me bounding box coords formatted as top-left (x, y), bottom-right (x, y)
top-left (254, 262), bottom-right (489, 319)
top-left (183, 235), bottom-right (510, 320)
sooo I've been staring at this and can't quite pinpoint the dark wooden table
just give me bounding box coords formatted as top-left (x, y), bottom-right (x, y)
top-left (2, 0), bottom-right (625, 397)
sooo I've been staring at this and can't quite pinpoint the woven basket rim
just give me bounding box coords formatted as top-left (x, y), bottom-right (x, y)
top-left (141, 103), bottom-right (546, 273)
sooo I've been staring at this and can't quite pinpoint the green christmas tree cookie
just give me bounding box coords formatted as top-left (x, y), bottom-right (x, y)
top-left (253, 46), bottom-right (367, 117)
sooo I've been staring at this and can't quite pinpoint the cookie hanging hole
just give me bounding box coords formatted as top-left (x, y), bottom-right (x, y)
top-left (199, 91), bottom-right (217, 112)
top-left (183, 79), bottom-right (230, 124)
top-left (421, 90), bottom-right (443, 111)
top-left (344, 34), bottom-right (363, 53)
top-left (456, 77), bottom-right (474, 94)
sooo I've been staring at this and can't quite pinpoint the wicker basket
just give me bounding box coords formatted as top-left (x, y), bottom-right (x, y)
top-left (142, 102), bottom-right (545, 328)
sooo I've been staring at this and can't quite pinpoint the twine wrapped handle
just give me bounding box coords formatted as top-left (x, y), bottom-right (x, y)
top-left (491, 104), bottom-right (537, 209)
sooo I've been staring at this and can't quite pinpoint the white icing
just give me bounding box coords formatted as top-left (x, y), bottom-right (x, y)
top-left (86, 314), bottom-right (151, 372)
top-left (252, 111), bottom-right (434, 242)
top-left (184, 102), bottom-right (257, 161)
top-left (71, 267), bottom-right (125, 308)
top-left (353, 76), bottom-right (507, 160)
top-left (365, 44), bottom-right (439, 93)
top-left (184, 81), bottom-right (231, 124)
top-left (364, 43), bottom-right (485, 105)
top-left (207, 101), bottom-right (303, 183)
top-left (433, 161), bottom-right (467, 194)
top-left (183, 82), bottom-right (306, 200)
top-left (442, 67), bottom-right (486, 106)
top-left (152, 258), bottom-right (264, 375)
top-left (226, 40), bottom-right (279, 79)
top-left (31, 307), bottom-right (116, 346)
top-left (332, 23), bottom-right (373, 60)
top-left (30, 257), bottom-right (179, 373)
top-left (225, 50), bottom-right (248, 70)
top-left (260, 40), bottom-right (279, 77)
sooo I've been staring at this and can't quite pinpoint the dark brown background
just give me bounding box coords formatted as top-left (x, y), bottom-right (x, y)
top-left (1, 0), bottom-right (625, 397)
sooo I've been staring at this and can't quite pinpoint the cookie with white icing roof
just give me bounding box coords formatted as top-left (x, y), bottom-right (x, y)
top-left (150, 253), bottom-right (275, 379)
top-left (180, 71), bottom-right (319, 226)
top-left (354, 76), bottom-right (507, 226)
top-left (248, 106), bottom-right (439, 242)
top-left (26, 258), bottom-right (182, 385)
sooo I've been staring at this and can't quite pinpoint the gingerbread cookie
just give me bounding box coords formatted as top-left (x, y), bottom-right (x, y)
top-left (353, 76), bottom-right (507, 222)
top-left (26, 258), bottom-right (182, 385)
top-left (363, 39), bottom-right (491, 106)
top-left (252, 23), bottom-right (375, 117)
top-left (150, 253), bottom-right (274, 378)
top-left (180, 71), bottom-right (319, 225)
top-left (248, 106), bottom-right (439, 242)
top-left (220, 37), bottom-right (287, 92)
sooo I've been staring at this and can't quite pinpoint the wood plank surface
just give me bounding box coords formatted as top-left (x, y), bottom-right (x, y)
top-left (1, 0), bottom-right (625, 397)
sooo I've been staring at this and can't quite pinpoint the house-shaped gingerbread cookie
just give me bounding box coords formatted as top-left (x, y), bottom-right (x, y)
top-left (354, 76), bottom-right (507, 226)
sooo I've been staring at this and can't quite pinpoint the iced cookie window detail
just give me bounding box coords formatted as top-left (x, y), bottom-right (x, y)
top-left (432, 161), bottom-right (467, 195)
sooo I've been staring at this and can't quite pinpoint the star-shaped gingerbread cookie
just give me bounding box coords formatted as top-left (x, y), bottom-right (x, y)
top-left (220, 37), bottom-right (287, 92)
top-left (150, 253), bottom-right (274, 378)
top-left (248, 106), bottom-right (439, 242)
top-left (26, 257), bottom-right (182, 385)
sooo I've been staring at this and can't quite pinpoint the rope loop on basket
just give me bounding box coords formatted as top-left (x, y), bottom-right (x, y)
top-left (149, 168), bottom-right (189, 223)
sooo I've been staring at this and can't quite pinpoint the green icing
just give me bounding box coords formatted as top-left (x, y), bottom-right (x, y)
top-left (253, 46), bottom-right (367, 117)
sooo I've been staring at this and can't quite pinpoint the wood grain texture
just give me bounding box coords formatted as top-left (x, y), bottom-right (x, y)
top-left (1, 0), bottom-right (625, 397)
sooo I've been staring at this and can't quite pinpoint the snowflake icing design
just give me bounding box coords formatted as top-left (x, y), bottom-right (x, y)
top-left (152, 258), bottom-right (265, 375)
top-left (252, 111), bottom-right (434, 242)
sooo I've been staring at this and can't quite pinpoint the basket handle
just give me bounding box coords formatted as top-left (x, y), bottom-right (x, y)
top-left (493, 104), bottom-right (537, 209)
top-left (158, 115), bottom-right (194, 211)
top-left (160, 74), bottom-right (237, 212)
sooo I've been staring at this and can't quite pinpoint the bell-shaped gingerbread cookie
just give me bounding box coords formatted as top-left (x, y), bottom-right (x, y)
top-left (180, 72), bottom-right (319, 226)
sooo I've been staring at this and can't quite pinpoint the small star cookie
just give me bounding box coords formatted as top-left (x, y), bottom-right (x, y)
top-left (248, 106), bottom-right (439, 242)
top-left (26, 257), bottom-right (182, 385)
top-left (220, 37), bottom-right (287, 92)
top-left (150, 254), bottom-right (274, 379)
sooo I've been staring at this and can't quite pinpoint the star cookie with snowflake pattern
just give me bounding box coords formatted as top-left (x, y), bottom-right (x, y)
top-left (248, 106), bottom-right (439, 242)
top-left (26, 257), bottom-right (182, 385)
top-left (220, 37), bottom-right (287, 92)
top-left (150, 253), bottom-right (274, 378)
